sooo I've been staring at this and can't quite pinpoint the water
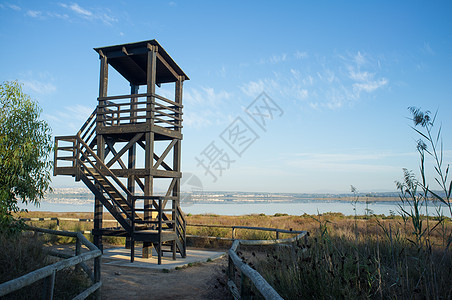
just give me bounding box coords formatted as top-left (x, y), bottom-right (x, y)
top-left (20, 200), bottom-right (451, 218)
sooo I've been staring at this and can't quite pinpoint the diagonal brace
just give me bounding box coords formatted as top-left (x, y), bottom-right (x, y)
top-left (105, 140), bottom-right (127, 169)
top-left (154, 139), bottom-right (177, 170)
top-left (106, 133), bottom-right (144, 168)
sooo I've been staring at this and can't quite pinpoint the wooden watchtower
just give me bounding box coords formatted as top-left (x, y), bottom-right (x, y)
top-left (54, 40), bottom-right (188, 263)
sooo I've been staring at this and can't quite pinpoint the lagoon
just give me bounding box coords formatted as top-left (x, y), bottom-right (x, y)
top-left (20, 199), bottom-right (451, 218)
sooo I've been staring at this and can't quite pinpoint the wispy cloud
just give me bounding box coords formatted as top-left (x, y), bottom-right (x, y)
top-left (43, 104), bottom-right (93, 134)
top-left (7, 3), bottom-right (21, 11)
top-left (185, 86), bottom-right (231, 106)
top-left (20, 71), bottom-right (57, 95)
top-left (422, 42), bottom-right (435, 55)
top-left (183, 86), bottom-right (234, 128)
top-left (59, 3), bottom-right (117, 25)
top-left (25, 10), bottom-right (42, 18)
top-left (294, 50), bottom-right (308, 59)
top-left (286, 152), bottom-right (409, 172)
top-left (23, 2), bottom-right (118, 25)
top-left (65, 3), bottom-right (92, 17)
top-left (241, 50), bottom-right (388, 110)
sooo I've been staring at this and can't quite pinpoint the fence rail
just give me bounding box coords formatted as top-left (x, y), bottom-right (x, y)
top-left (21, 218), bottom-right (304, 240)
top-left (19, 217), bottom-right (308, 299)
top-left (227, 231), bottom-right (308, 300)
top-left (0, 226), bottom-right (102, 300)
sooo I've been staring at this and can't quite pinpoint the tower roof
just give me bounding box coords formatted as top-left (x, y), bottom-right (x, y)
top-left (94, 39), bottom-right (189, 85)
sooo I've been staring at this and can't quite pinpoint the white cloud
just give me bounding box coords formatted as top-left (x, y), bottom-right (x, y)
top-left (26, 10), bottom-right (42, 18)
top-left (182, 86), bottom-right (234, 128)
top-left (294, 50), bottom-right (308, 59)
top-left (8, 4), bottom-right (21, 11)
top-left (240, 50), bottom-right (389, 110)
top-left (69, 3), bottom-right (92, 17)
top-left (259, 53), bottom-right (291, 65)
top-left (56, 2), bottom-right (118, 25)
top-left (43, 104), bottom-right (94, 134)
top-left (423, 42), bottom-right (435, 55)
top-left (354, 51), bottom-right (366, 67)
top-left (353, 78), bottom-right (388, 94)
top-left (287, 152), bottom-right (404, 173)
top-left (184, 86), bottom-right (231, 106)
top-left (22, 79), bottom-right (56, 95)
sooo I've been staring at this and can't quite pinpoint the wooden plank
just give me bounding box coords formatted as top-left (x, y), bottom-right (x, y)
top-left (106, 133), bottom-right (143, 168)
top-left (154, 93), bottom-right (183, 108)
top-left (153, 153), bottom-right (172, 171)
top-left (156, 52), bottom-right (180, 80)
top-left (72, 282), bottom-right (102, 300)
top-left (154, 102), bottom-right (180, 114)
top-left (228, 249), bottom-right (283, 300)
top-left (97, 107), bottom-right (148, 115)
top-left (0, 250), bottom-right (101, 297)
top-left (154, 109), bottom-right (182, 121)
top-left (144, 45), bottom-right (156, 258)
top-left (154, 139), bottom-right (177, 170)
top-left (105, 140), bottom-right (127, 169)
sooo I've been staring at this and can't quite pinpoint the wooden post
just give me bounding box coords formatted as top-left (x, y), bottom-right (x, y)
top-left (42, 270), bottom-right (55, 300)
top-left (143, 45), bottom-right (156, 259)
top-left (94, 53), bottom-right (108, 251)
top-left (158, 198), bottom-right (162, 265)
top-left (240, 272), bottom-right (251, 299)
top-left (75, 236), bottom-right (81, 273)
top-left (94, 255), bottom-right (101, 299)
top-left (126, 84), bottom-right (138, 254)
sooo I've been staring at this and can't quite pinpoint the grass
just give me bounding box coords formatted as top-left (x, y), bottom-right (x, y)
top-left (252, 214), bottom-right (452, 299)
top-left (0, 232), bottom-right (92, 299)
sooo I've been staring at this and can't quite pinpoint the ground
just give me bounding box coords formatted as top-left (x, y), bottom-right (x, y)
top-left (101, 255), bottom-right (229, 300)
top-left (47, 243), bottom-right (230, 300)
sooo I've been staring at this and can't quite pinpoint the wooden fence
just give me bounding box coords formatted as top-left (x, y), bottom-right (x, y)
top-left (227, 231), bottom-right (308, 300)
top-left (0, 226), bottom-right (102, 300)
top-left (19, 217), bottom-right (308, 299)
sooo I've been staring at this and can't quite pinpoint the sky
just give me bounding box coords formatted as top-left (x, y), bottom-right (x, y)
top-left (1, 1), bottom-right (451, 194)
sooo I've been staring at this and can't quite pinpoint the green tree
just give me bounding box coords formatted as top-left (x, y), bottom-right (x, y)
top-left (0, 81), bottom-right (53, 231)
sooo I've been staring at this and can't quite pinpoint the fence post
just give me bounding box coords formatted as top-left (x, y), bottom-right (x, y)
top-left (276, 230), bottom-right (279, 240)
top-left (42, 270), bottom-right (55, 300)
top-left (56, 219), bottom-right (60, 231)
top-left (240, 272), bottom-right (251, 299)
top-left (232, 227), bottom-right (235, 240)
top-left (228, 255), bottom-right (235, 280)
top-left (75, 235), bottom-right (81, 273)
top-left (94, 254), bottom-right (101, 299)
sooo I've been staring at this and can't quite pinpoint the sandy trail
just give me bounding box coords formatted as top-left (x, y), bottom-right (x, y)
top-left (100, 255), bottom-right (229, 300)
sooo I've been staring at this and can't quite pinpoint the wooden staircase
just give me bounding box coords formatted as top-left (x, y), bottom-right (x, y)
top-left (54, 109), bottom-right (186, 264)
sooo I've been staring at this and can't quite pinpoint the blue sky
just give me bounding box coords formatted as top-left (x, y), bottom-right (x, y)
top-left (1, 1), bottom-right (451, 193)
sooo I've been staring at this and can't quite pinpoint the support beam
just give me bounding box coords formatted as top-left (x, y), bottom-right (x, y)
top-left (94, 54), bottom-right (108, 251)
top-left (126, 84), bottom-right (139, 253)
top-left (106, 133), bottom-right (144, 168)
top-left (105, 140), bottom-right (127, 170)
top-left (143, 45), bottom-right (157, 259)
top-left (153, 139), bottom-right (177, 170)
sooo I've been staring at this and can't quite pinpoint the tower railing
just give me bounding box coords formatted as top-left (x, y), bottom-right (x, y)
top-left (97, 93), bottom-right (183, 129)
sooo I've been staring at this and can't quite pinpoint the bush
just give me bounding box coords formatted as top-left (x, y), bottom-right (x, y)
top-left (0, 232), bottom-right (91, 299)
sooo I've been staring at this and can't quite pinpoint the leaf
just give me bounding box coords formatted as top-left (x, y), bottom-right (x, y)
top-left (429, 189), bottom-right (447, 205)
top-left (448, 180), bottom-right (452, 200)
top-left (411, 126), bottom-right (429, 140)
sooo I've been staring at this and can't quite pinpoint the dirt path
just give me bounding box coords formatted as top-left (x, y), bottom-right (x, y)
top-left (100, 255), bottom-right (229, 300)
